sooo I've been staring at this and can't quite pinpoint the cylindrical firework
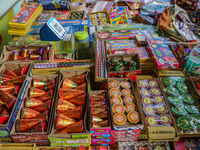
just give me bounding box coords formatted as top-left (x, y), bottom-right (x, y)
top-left (91, 102), bottom-right (106, 108)
top-left (24, 97), bottom-right (44, 108)
top-left (56, 113), bottom-right (76, 130)
top-left (12, 51), bottom-right (20, 61)
top-left (95, 112), bottom-right (107, 119)
top-left (21, 107), bottom-right (41, 119)
top-left (69, 74), bottom-right (86, 85)
top-left (91, 108), bottom-right (106, 115)
top-left (93, 120), bottom-right (108, 127)
top-left (33, 48), bottom-right (44, 55)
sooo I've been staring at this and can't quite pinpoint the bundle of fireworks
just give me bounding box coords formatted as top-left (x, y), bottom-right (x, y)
top-left (49, 70), bottom-right (90, 147)
top-left (1, 44), bottom-right (52, 63)
top-left (10, 75), bottom-right (58, 146)
top-left (90, 91), bottom-right (111, 146)
top-left (8, 3), bottom-right (43, 35)
top-left (0, 62), bottom-right (32, 138)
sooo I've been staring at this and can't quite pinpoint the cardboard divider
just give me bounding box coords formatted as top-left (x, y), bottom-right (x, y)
top-left (0, 44), bottom-right (53, 64)
top-left (10, 75), bottom-right (59, 146)
top-left (108, 78), bottom-right (144, 131)
top-left (157, 69), bottom-right (200, 138)
top-left (189, 77), bottom-right (200, 100)
top-left (89, 90), bottom-right (112, 145)
top-left (134, 75), bottom-right (179, 141)
top-left (0, 143), bottom-right (36, 150)
top-left (0, 62), bottom-right (33, 138)
top-left (107, 54), bottom-right (141, 75)
top-left (48, 70), bottom-right (91, 147)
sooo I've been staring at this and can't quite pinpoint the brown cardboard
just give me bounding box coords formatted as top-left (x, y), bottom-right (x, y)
top-left (108, 78), bottom-right (144, 131)
top-left (189, 77), bottom-right (200, 100)
top-left (48, 70), bottom-right (90, 139)
top-left (0, 44), bottom-right (53, 64)
top-left (107, 54), bottom-right (141, 74)
top-left (157, 69), bottom-right (200, 138)
top-left (0, 143), bottom-right (36, 150)
top-left (10, 75), bottom-right (59, 146)
top-left (0, 62), bottom-right (33, 137)
top-left (36, 147), bottom-right (64, 150)
top-left (135, 75), bottom-right (179, 141)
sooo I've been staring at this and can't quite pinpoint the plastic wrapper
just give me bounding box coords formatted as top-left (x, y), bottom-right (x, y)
top-left (108, 79), bottom-right (140, 126)
top-left (137, 79), bottom-right (172, 126)
top-left (161, 76), bottom-right (200, 133)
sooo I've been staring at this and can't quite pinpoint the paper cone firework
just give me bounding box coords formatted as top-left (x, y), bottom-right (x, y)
top-left (96, 112), bottom-right (107, 119)
top-left (57, 120), bottom-right (84, 134)
top-left (15, 118), bottom-right (44, 132)
top-left (26, 121), bottom-right (46, 133)
top-left (38, 89), bottom-right (54, 101)
top-left (35, 110), bottom-right (49, 122)
top-left (24, 97), bottom-right (44, 108)
top-left (13, 66), bottom-right (29, 76)
top-left (62, 79), bottom-right (78, 89)
top-left (0, 108), bottom-right (9, 124)
top-left (93, 120), bottom-right (108, 127)
top-left (59, 88), bottom-right (85, 100)
top-left (61, 106), bottom-right (83, 120)
top-left (69, 74), bottom-right (86, 85)
top-left (75, 83), bottom-right (86, 91)
top-left (0, 91), bottom-right (16, 109)
top-left (57, 99), bottom-right (76, 113)
top-left (0, 85), bottom-right (20, 95)
top-left (21, 107), bottom-right (41, 119)
top-left (2, 75), bottom-right (26, 86)
top-left (91, 108), bottom-right (106, 115)
top-left (0, 77), bottom-right (11, 84)
top-left (56, 113), bottom-right (76, 130)
top-left (34, 100), bottom-right (51, 112)
top-left (29, 88), bottom-right (45, 98)
top-left (67, 94), bottom-right (86, 106)
top-left (1, 68), bottom-right (18, 79)
top-left (33, 79), bottom-right (55, 91)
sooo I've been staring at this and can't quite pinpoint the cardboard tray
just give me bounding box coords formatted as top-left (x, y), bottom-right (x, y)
top-left (0, 62), bottom-right (33, 138)
top-left (135, 75), bottom-right (179, 142)
top-left (107, 78), bottom-right (144, 131)
top-left (0, 44), bottom-right (53, 64)
top-left (0, 143), bottom-right (36, 150)
top-left (48, 70), bottom-right (91, 147)
top-left (107, 54), bottom-right (142, 75)
top-left (10, 74), bottom-right (59, 146)
top-left (157, 69), bottom-right (200, 138)
top-left (189, 76), bottom-right (200, 100)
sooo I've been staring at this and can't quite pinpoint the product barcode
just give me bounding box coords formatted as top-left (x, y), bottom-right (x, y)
top-left (53, 23), bottom-right (62, 33)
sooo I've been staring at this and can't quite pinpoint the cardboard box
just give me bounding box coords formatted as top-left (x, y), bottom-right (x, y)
top-left (37, 146), bottom-right (64, 150)
top-left (10, 75), bottom-right (59, 146)
top-left (108, 78), bottom-right (144, 131)
top-left (0, 44), bottom-right (53, 64)
top-left (48, 70), bottom-right (91, 147)
top-left (107, 54), bottom-right (142, 76)
top-left (135, 75), bottom-right (179, 142)
top-left (157, 69), bottom-right (200, 138)
top-left (0, 143), bottom-right (36, 150)
top-left (89, 90), bottom-right (111, 145)
top-left (189, 77), bottom-right (200, 100)
top-left (0, 62), bottom-right (32, 138)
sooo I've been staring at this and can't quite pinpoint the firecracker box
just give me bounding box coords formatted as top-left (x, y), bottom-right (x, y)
top-left (146, 38), bottom-right (179, 69)
top-left (10, 74), bottom-right (59, 146)
top-left (0, 143), bottom-right (36, 150)
top-left (0, 44), bottom-right (53, 64)
top-left (89, 90), bottom-right (112, 146)
top-left (48, 70), bottom-right (91, 147)
top-left (0, 62), bottom-right (32, 138)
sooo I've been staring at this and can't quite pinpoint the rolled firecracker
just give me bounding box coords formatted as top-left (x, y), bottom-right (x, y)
top-left (29, 54), bottom-right (41, 60)
top-left (74, 83), bottom-right (86, 91)
top-left (21, 49), bottom-right (29, 60)
top-left (61, 79), bottom-right (78, 89)
top-left (21, 107), bottom-right (41, 119)
top-left (69, 74), bottom-right (86, 85)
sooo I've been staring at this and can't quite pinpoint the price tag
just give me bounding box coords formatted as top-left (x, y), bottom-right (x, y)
top-left (47, 17), bottom-right (66, 39)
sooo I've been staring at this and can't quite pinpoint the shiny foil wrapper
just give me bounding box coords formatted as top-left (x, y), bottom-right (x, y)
top-left (13, 66), bottom-right (29, 76)
top-left (91, 95), bottom-right (105, 101)
top-left (0, 108), bottom-right (9, 124)
top-left (26, 121), bottom-right (46, 133)
top-left (91, 97), bottom-right (106, 103)
top-left (21, 49), bottom-right (30, 60)
top-left (24, 97), bottom-right (44, 108)
top-left (21, 107), bottom-right (41, 119)
top-left (91, 108), bottom-right (106, 115)
top-left (29, 88), bottom-right (46, 98)
top-left (59, 88), bottom-right (85, 100)
top-left (0, 91), bottom-right (16, 109)
top-left (35, 110), bottom-right (49, 122)
top-left (57, 99), bottom-right (76, 113)
top-left (92, 116), bottom-right (103, 123)
top-left (0, 85), bottom-right (19, 95)
top-left (69, 74), bottom-right (86, 85)
top-left (56, 113), bottom-right (76, 130)
top-left (30, 54), bottom-right (41, 60)
top-left (91, 102), bottom-right (106, 108)
top-left (15, 118), bottom-right (44, 132)
top-left (38, 89), bottom-right (54, 101)
top-left (96, 112), bottom-right (107, 119)
top-left (34, 100), bottom-right (51, 112)
top-left (57, 120), bottom-right (84, 134)
top-left (62, 79), bottom-right (78, 89)
top-left (61, 106), bottom-right (83, 120)
top-left (75, 83), bottom-right (86, 91)
top-left (0, 76), bottom-right (11, 84)
top-left (93, 120), bottom-right (108, 128)
top-left (1, 68), bottom-right (18, 79)
top-left (33, 79), bottom-right (55, 91)
top-left (2, 75), bottom-right (26, 86)
top-left (67, 94), bottom-right (86, 106)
